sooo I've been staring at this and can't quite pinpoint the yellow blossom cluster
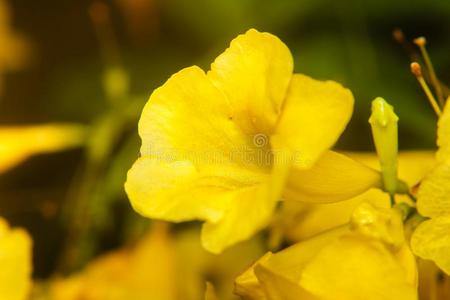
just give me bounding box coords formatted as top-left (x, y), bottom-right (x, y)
top-left (1, 27), bottom-right (450, 300)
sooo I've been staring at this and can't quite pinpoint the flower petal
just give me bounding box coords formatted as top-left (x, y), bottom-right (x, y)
top-left (207, 29), bottom-right (293, 134)
top-left (129, 65), bottom-right (272, 225)
top-left (299, 235), bottom-right (418, 300)
top-left (125, 157), bottom-right (264, 223)
top-left (139, 66), bottom-right (253, 163)
top-left (239, 205), bottom-right (417, 300)
top-left (278, 189), bottom-right (390, 241)
top-left (234, 253), bottom-right (272, 300)
top-left (411, 216), bottom-right (450, 275)
top-left (283, 151), bottom-right (381, 203)
top-left (236, 227), bottom-right (347, 300)
top-left (273, 74), bottom-right (354, 169)
top-left (437, 97), bottom-right (450, 163)
top-left (0, 218), bottom-right (32, 300)
top-left (201, 153), bottom-right (292, 253)
top-left (0, 124), bottom-right (86, 174)
top-left (417, 162), bottom-right (450, 218)
top-left (204, 282), bottom-right (219, 300)
top-left (254, 263), bottom-right (318, 300)
top-left (200, 184), bottom-right (273, 253)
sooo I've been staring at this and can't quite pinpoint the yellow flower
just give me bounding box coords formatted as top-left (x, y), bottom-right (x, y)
top-left (236, 203), bottom-right (418, 300)
top-left (125, 28), bottom-right (380, 253)
top-left (0, 217), bottom-right (32, 300)
top-left (0, 124), bottom-right (86, 174)
top-left (411, 97), bottom-right (450, 275)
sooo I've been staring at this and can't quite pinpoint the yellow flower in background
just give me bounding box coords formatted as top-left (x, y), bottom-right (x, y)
top-left (0, 217), bottom-right (32, 300)
top-left (0, 0), bottom-right (29, 93)
top-left (274, 150), bottom-right (435, 243)
top-left (125, 28), bottom-right (382, 253)
top-left (411, 97), bottom-right (450, 275)
top-left (236, 203), bottom-right (418, 300)
top-left (45, 223), bottom-right (264, 300)
top-left (0, 124), bottom-right (86, 174)
top-left (48, 223), bottom-right (178, 300)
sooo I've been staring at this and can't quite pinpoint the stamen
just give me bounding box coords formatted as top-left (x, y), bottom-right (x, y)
top-left (410, 62), bottom-right (442, 117)
top-left (413, 36), bottom-right (445, 106)
top-left (391, 28), bottom-right (420, 62)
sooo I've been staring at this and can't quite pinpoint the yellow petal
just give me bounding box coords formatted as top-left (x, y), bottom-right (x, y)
top-left (299, 235), bottom-right (418, 300)
top-left (283, 151), bottom-right (381, 203)
top-left (0, 218), bottom-right (32, 300)
top-left (437, 97), bottom-right (450, 163)
top-left (127, 65), bottom-right (269, 224)
top-left (350, 202), bottom-right (405, 248)
top-left (204, 282), bottom-right (219, 300)
top-left (207, 29), bottom-right (293, 134)
top-left (396, 241), bottom-right (420, 288)
top-left (125, 157), bottom-right (262, 223)
top-left (236, 227), bottom-right (347, 300)
top-left (200, 184), bottom-right (273, 253)
top-left (254, 263), bottom-right (318, 300)
top-left (0, 124), bottom-right (86, 174)
top-left (411, 216), bottom-right (450, 275)
top-left (279, 189), bottom-right (390, 242)
top-left (240, 204), bottom-right (417, 300)
top-left (138, 66), bottom-right (253, 165)
top-left (201, 155), bottom-right (292, 253)
top-left (417, 162), bottom-right (450, 217)
top-left (235, 253), bottom-right (272, 300)
top-left (273, 74), bottom-right (354, 169)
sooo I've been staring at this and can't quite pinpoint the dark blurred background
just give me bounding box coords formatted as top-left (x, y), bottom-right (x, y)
top-left (1, 0), bottom-right (449, 278)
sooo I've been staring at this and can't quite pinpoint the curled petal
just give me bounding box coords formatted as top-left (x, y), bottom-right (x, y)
top-left (284, 151), bottom-right (381, 203)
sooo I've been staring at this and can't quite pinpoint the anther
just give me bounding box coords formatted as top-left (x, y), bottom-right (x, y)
top-left (410, 62), bottom-right (442, 117)
top-left (413, 36), bottom-right (445, 106)
top-left (410, 62), bottom-right (422, 77)
top-left (413, 36), bottom-right (426, 47)
top-left (392, 29), bottom-right (405, 43)
top-left (391, 28), bottom-right (420, 62)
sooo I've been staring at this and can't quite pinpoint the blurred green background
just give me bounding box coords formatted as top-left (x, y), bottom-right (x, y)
top-left (1, 0), bottom-right (449, 278)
